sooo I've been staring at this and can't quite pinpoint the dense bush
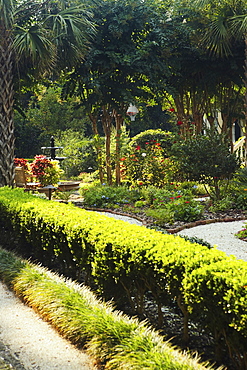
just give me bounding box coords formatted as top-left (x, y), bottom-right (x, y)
top-left (0, 187), bottom-right (247, 368)
top-left (172, 130), bottom-right (240, 200)
top-left (80, 184), bottom-right (141, 208)
top-left (121, 129), bottom-right (178, 187)
top-left (0, 248), bottom-right (215, 370)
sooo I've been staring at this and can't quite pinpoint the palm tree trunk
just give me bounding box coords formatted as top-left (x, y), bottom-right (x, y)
top-left (0, 31), bottom-right (15, 186)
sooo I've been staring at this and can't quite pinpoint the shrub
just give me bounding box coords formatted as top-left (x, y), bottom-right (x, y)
top-left (0, 187), bottom-right (247, 367)
top-left (30, 155), bottom-right (64, 186)
top-left (145, 207), bottom-right (175, 225)
top-left (172, 130), bottom-right (240, 200)
top-left (121, 130), bottom-right (178, 187)
top-left (80, 184), bottom-right (141, 208)
top-left (14, 158), bottom-right (29, 171)
top-left (0, 248), bottom-right (214, 370)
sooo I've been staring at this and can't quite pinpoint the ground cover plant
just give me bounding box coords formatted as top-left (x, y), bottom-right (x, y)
top-left (80, 182), bottom-right (213, 227)
top-left (0, 247), bottom-right (219, 370)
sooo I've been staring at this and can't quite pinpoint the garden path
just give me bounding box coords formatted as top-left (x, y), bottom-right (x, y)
top-left (177, 220), bottom-right (247, 262)
top-left (0, 281), bottom-right (96, 370)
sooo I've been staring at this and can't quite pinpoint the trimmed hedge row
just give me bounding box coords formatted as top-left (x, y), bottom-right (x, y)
top-left (0, 248), bottom-right (216, 370)
top-left (0, 188), bottom-right (247, 368)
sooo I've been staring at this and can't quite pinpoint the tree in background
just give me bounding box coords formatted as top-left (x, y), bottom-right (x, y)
top-left (155, 3), bottom-right (245, 141)
top-left (191, 0), bottom-right (247, 154)
top-left (63, 0), bottom-right (171, 185)
top-left (0, 0), bottom-right (94, 186)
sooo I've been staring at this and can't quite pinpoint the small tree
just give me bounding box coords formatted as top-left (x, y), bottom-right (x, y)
top-left (172, 130), bottom-right (240, 200)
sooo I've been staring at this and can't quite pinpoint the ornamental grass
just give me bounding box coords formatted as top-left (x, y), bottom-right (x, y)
top-left (0, 247), bottom-right (222, 370)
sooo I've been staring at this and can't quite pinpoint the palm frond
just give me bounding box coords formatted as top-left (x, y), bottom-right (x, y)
top-left (230, 14), bottom-right (247, 39)
top-left (203, 15), bottom-right (233, 56)
top-left (0, 0), bottom-right (14, 27)
top-left (13, 24), bottom-right (56, 70)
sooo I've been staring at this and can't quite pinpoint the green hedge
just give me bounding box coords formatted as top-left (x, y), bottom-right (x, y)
top-left (0, 248), bottom-right (214, 370)
top-left (0, 187), bottom-right (247, 368)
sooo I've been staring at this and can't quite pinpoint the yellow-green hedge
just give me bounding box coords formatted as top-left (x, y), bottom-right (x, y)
top-left (0, 187), bottom-right (247, 368)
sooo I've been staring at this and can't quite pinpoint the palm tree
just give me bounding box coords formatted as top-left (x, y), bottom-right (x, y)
top-left (0, 0), bottom-right (94, 186)
top-left (191, 0), bottom-right (247, 157)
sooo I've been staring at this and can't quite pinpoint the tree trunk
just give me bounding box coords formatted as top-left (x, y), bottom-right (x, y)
top-left (0, 31), bottom-right (15, 186)
top-left (89, 112), bottom-right (104, 184)
top-left (113, 110), bottom-right (123, 186)
top-left (102, 106), bottom-right (112, 185)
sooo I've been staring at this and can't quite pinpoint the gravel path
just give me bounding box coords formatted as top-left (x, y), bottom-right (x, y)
top-left (177, 220), bottom-right (247, 261)
top-left (0, 282), bottom-right (96, 370)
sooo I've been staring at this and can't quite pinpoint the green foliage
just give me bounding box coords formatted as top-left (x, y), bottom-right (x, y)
top-left (1, 187), bottom-right (247, 366)
top-left (80, 184), bottom-right (140, 208)
top-left (145, 207), bottom-right (174, 225)
top-left (57, 130), bottom-right (96, 178)
top-left (122, 140), bottom-right (177, 187)
top-left (208, 196), bottom-right (233, 213)
top-left (168, 198), bottom-right (204, 222)
top-left (0, 248), bottom-right (214, 370)
top-left (130, 129), bottom-right (175, 156)
top-left (233, 193), bottom-right (247, 210)
top-left (228, 168), bottom-right (247, 210)
top-left (172, 131), bottom-right (240, 200)
top-left (180, 236), bottom-right (213, 249)
top-left (146, 198), bottom-right (204, 225)
top-left (30, 156), bottom-right (64, 186)
top-left (235, 225), bottom-right (247, 240)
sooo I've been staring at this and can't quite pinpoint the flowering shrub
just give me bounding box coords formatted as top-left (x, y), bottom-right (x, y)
top-left (121, 141), bottom-right (177, 187)
top-left (30, 155), bottom-right (64, 186)
top-left (235, 226), bottom-right (247, 240)
top-left (14, 158), bottom-right (29, 171)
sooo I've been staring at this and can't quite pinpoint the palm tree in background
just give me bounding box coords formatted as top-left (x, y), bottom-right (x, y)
top-left (0, 0), bottom-right (94, 186)
top-left (192, 0), bottom-right (247, 157)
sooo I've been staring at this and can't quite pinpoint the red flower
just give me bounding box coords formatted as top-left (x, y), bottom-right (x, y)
top-left (135, 145), bottom-right (141, 150)
top-left (185, 201), bottom-right (190, 203)
top-left (120, 157), bottom-right (126, 161)
top-left (177, 121), bottom-right (183, 126)
top-left (169, 108), bottom-right (175, 112)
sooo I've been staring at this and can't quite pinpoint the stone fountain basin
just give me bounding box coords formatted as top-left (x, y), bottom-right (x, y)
top-left (57, 181), bottom-right (80, 191)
